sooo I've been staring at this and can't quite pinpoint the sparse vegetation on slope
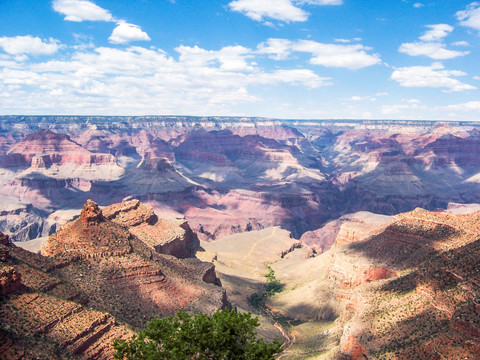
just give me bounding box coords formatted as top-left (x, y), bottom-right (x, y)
top-left (248, 265), bottom-right (283, 309)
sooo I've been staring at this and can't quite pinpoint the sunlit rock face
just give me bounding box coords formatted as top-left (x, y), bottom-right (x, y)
top-left (3, 116), bottom-right (480, 245)
top-left (103, 199), bottom-right (200, 258)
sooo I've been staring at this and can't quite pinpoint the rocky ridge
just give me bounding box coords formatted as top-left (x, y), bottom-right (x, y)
top-left (103, 199), bottom-right (199, 258)
top-left (0, 199), bottom-right (228, 359)
top-left (5, 117), bottom-right (480, 244)
top-left (314, 208), bottom-right (480, 359)
top-left (201, 208), bottom-right (480, 359)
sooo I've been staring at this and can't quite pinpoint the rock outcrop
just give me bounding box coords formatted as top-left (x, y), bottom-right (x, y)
top-left (332, 209), bottom-right (480, 359)
top-left (42, 200), bottom-right (133, 258)
top-left (1, 199), bottom-right (228, 359)
top-left (0, 231), bottom-right (10, 262)
top-left (5, 129), bottom-right (117, 168)
top-left (0, 232), bottom-right (9, 245)
top-left (0, 266), bottom-right (21, 295)
top-left (103, 199), bottom-right (199, 258)
top-left (40, 199), bottom-right (227, 328)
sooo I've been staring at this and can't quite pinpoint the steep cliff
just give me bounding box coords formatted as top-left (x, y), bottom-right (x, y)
top-left (103, 199), bottom-right (200, 258)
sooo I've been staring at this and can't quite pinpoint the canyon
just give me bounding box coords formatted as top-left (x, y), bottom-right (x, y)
top-left (2, 116), bottom-right (480, 359)
top-left (2, 116), bottom-right (480, 248)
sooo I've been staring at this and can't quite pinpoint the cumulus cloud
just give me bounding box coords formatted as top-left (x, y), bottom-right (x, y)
top-left (53, 0), bottom-right (151, 45)
top-left (295, 40), bottom-right (381, 69)
top-left (229, 0), bottom-right (308, 22)
top-left (0, 36), bottom-right (60, 56)
top-left (229, 0), bottom-right (342, 22)
top-left (399, 41), bottom-right (469, 59)
top-left (391, 63), bottom-right (476, 92)
top-left (0, 43), bottom-right (329, 115)
top-left (419, 24), bottom-right (453, 41)
top-left (445, 101), bottom-right (480, 111)
top-left (413, 3), bottom-right (424, 8)
top-left (257, 38), bottom-right (293, 60)
top-left (399, 23), bottom-right (469, 59)
top-left (457, 2), bottom-right (480, 31)
top-left (257, 38), bottom-right (380, 69)
top-left (297, 0), bottom-right (342, 4)
top-left (109, 22), bottom-right (151, 44)
top-left (53, 0), bottom-right (114, 22)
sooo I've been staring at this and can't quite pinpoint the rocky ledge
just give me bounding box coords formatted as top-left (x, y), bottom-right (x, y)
top-left (103, 199), bottom-right (199, 258)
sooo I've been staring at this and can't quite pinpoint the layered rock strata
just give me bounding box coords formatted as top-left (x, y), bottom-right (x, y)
top-left (1, 199), bottom-right (228, 359)
top-left (103, 199), bottom-right (199, 258)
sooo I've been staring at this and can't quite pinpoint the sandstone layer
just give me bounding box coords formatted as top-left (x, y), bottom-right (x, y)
top-left (5, 117), bottom-right (480, 244)
top-left (103, 199), bottom-right (199, 258)
top-left (0, 199), bottom-right (228, 359)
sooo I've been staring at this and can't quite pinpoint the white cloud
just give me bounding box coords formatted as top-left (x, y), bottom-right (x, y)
top-left (445, 101), bottom-right (480, 111)
top-left (399, 24), bottom-right (469, 60)
top-left (53, 0), bottom-right (114, 22)
top-left (457, 2), bottom-right (480, 31)
top-left (258, 38), bottom-right (380, 69)
top-left (0, 44), bottom-right (329, 115)
top-left (406, 98), bottom-right (420, 104)
top-left (257, 38), bottom-right (293, 60)
top-left (350, 95), bottom-right (378, 102)
top-left (413, 3), bottom-right (424, 8)
top-left (452, 41), bottom-right (470, 46)
top-left (0, 36), bottom-right (60, 56)
top-left (296, 0), bottom-right (342, 4)
top-left (229, 0), bottom-right (308, 22)
top-left (261, 69), bottom-right (331, 88)
top-left (381, 104), bottom-right (410, 115)
top-left (399, 42), bottom-right (469, 59)
top-left (381, 99), bottom-right (422, 115)
top-left (419, 24), bottom-right (453, 41)
top-left (391, 63), bottom-right (476, 92)
top-left (228, 0), bottom-right (342, 22)
top-left (109, 22), bottom-right (151, 44)
top-left (293, 40), bottom-right (380, 69)
top-left (53, 1), bottom-right (150, 45)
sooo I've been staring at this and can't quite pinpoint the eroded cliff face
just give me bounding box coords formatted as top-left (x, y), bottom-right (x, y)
top-left (0, 199), bottom-right (228, 359)
top-left (103, 199), bottom-right (199, 258)
top-left (330, 209), bottom-right (480, 359)
top-left (210, 208), bottom-right (480, 359)
top-left (5, 117), bottom-right (480, 244)
top-left (0, 235), bottom-right (131, 360)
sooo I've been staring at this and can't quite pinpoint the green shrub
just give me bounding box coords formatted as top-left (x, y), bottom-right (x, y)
top-left (113, 308), bottom-right (283, 359)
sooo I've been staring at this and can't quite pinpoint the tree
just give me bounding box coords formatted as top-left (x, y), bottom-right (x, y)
top-left (113, 308), bottom-right (283, 360)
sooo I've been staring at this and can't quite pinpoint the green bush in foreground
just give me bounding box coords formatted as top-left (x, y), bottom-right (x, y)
top-left (113, 308), bottom-right (283, 360)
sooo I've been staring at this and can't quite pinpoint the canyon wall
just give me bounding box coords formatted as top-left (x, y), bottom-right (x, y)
top-left (2, 116), bottom-right (480, 247)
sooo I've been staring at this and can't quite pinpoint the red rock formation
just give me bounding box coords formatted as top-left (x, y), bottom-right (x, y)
top-left (103, 199), bottom-right (199, 258)
top-left (0, 266), bottom-right (21, 295)
top-left (42, 200), bottom-right (133, 257)
top-left (0, 199), bottom-right (228, 359)
top-left (340, 336), bottom-right (368, 360)
top-left (332, 208), bottom-right (480, 359)
top-left (0, 232), bottom-right (9, 245)
top-left (5, 129), bottom-right (117, 168)
top-left (0, 232), bottom-right (10, 261)
top-left (0, 246), bottom-right (9, 261)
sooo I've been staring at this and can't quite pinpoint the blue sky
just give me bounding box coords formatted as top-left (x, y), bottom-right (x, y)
top-left (0, 0), bottom-right (479, 120)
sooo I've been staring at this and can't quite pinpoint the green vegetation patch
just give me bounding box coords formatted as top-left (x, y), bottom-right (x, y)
top-left (248, 265), bottom-right (283, 309)
top-left (113, 308), bottom-right (283, 359)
